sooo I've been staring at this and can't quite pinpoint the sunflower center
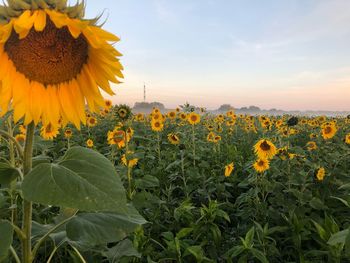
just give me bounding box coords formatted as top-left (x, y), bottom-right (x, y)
top-left (324, 126), bottom-right (332, 134)
top-left (260, 141), bottom-right (271, 151)
top-left (4, 19), bottom-right (88, 86)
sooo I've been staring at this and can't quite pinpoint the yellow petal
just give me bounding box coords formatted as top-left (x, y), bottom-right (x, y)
top-left (34, 10), bottom-right (47, 32)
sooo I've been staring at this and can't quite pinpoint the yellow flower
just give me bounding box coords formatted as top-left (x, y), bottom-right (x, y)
top-left (15, 134), bottom-right (25, 144)
top-left (107, 129), bottom-right (127, 148)
top-left (19, 125), bottom-right (26, 134)
top-left (224, 162), bottom-right (234, 177)
top-left (64, 128), bottom-right (73, 139)
top-left (306, 141), bottom-right (317, 151)
top-left (87, 117), bottom-right (97, 127)
top-left (40, 123), bottom-right (59, 140)
top-left (213, 135), bottom-right (222, 143)
top-left (253, 158), bottom-right (270, 173)
top-left (151, 120), bottom-right (164, 132)
top-left (86, 139), bottom-right (94, 148)
top-left (316, 167), bottom-right (326, 181)
top-left (0, 2), bottom-right (123, 128)
top-left (207, 132), bottom-right (215, 142)
top-left (179, 112), bottom-right (187, 121)
top-left (168, 133), bottom-right (180, 145)
top-left (254, 139), bottom-right (277, 160)
top-left (121, 151), bottom-right (138, 168)
top-left (187, 112), bottom-right (201, 125)
top-left (105, 99), bottom-right (113, 109)
top-left (167, 111), bottom-right (177, 120)
top-left (321, 122), bottom-right (337, 140)
top-left (345, 134), bottom-right (350, 144)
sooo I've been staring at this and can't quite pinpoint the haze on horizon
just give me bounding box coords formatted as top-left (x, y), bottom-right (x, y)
top-left (85, 0), bottom-right (350, 111)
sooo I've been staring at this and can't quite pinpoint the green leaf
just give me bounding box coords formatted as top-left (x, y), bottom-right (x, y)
top-left (0, 162), bottom-right (20, 185)
top-left (0, 220), bottom-right (13, 261)
top-left (244, 227), bottom-right (255, 248)
top-left (328, 229), bottom-right (350, 246)
top-left (250, 248), bottom-right (269, 263)
top-left (186, 246), bottom-right (204, 262)
top-left (330, 196), bottom-right (350, 208)
top-left (135, 175), bottom-right (159, 189)
top-left (66, 205), bottom-right (146, 247)
top-left (102, 239), bottom-right (141, 262)
top-left (309, 197), bottom-right (328, 210)
top-left (22, 147), bottom-right (128, 212)
top-left (176, 228), bottom-right (193, 239)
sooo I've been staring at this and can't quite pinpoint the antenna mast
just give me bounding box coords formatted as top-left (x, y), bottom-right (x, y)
top-left (143, 83), bottom-right (146, 102)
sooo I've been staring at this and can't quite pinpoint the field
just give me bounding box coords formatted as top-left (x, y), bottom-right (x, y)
top-left (1, 104), bottom-right (350, 263)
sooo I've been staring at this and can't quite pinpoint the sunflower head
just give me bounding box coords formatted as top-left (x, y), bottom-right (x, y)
top-left (64, 128), bottom-right (73, 139)
top-left (321, 122), bottom-right (337, 140)
top-left (151, 120), bottom-right (164, 132)
top-left (254, 139), bottom-right (277, 160)
top-left (167, 133), bottom-right (180, 145)
top-left (345, 134), bottom-right (350, 145)
top-left (40, 123), bottom-right (59, 140)
top-left (86, 139), bottom-right (94, 148)
top-left (115, 104), bottom-right (132, 121)
top-left (188, 112), bottom-right (200, 125)
top-left (0, 0), bottom-right (123, 128)
top-left (224, 162), bottom-right (234, 177)
top-left (253, 158), bottom-right (270, 173)
top-left (316, 167), bottom-right (326, 181)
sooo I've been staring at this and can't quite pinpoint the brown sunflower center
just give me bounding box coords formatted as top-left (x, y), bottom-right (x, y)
top-left (260, 141), bottom-right (271, 151)
top-left (324, 126), bottom-right (332, 134)
top-left (4, 19), bottom-right (88, 86)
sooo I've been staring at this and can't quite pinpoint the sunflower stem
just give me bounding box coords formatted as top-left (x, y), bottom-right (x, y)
top-left (157, 133), bottom-right (161, 163)
top-left (192, 125), bottom-right (196, 167)
top-left (22, 122), bottom-right (35, 263)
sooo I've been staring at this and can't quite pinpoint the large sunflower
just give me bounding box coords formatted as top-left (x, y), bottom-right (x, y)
top-left (254, 139), bottom-right (277, 160)
top-left (0, 0), bottom-right (123, 128)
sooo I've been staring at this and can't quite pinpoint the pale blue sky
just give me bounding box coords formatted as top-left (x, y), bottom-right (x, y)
top-left (84, 0), bottom-right (350, 110)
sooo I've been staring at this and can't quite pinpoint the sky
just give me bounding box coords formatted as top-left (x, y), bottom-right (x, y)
top-left (84, 0), bottom-right (350, 111)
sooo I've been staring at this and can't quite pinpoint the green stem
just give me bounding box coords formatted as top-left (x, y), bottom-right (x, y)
top-left (10, 246), bottom-right (21, 263)
top-left (157, 133), bottom-right (161, 163)
top-left (22, 122), bottom-right (35, 263)
top-left (0, 129), bottom-right (24, 159)
top-left (192, 125), bottom-right (196, 167)
top-left (31, 211), bottom-right (77, 259)
top-left (127, 166), bottom-right (133, 200)
top-left (180, 150), bottom-right (188, 198)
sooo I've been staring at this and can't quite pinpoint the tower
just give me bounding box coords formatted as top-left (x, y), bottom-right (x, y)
top-left (143, 83), bottom-right (146, 102)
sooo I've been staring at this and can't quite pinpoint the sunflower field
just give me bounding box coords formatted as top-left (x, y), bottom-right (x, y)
top-left (1, 103), bottom-right (350, 263)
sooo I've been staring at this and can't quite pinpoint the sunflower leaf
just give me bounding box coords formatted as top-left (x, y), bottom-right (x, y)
top-left (22, 147), bottom-right (128, 212)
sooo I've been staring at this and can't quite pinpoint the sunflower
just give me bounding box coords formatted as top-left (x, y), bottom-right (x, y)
top-left (224, 162), bottom-right (234, 177)
top-left (87, 116), bottom-right (97, 127)
top-left (0, 1), bottom-right (123, 128)
top-left (188, 112), bottom-right (200, 125)
top-left (15, 133), bottom-right (25, 143)
top-left (321, 122), bottom-right (337, 139)
top-left (168, 133), bottom-right (180, 145)
top-left (254, 139), bottom-right (277, 160)
top-left (40, 123), bottom-right (59, 140)
top-left (19, 124), bottom-right (26, 134)
top-left (306, 141), bottom-right (317, 151)
top-left (316, 167), bottom-right (325, 181)
top-left (213, 135), bottom-right (221, 143)
top-left (345, 134), bottom-right (350, 145)
top-left (179, 112), bottom-right (187, 121)
top-left (64, 128), bottom-right (73, 139)
top-left (121, 151), bottom-right (138, 168)
top-left (151, 120), bottom-right (164, 132)
top-left (86, 139), bottom-right (94, 148)
top-left (207, 132), bottom-right (215, 142)
top-left (104, 99), bottom-right (113, 109)
top-left (107, 129), bottom-right (127, 148)
top-left (167, 111), bottom-right (177, 120)
top-left (253, 158), bottom-right (270, 173)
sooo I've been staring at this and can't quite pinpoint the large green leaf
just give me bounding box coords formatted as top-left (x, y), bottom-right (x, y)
top-left (0, 162), bottom-right (20, 185)
top-left (102, 239), bottom-right (141, 262)
top-left (66, 205), bottom-right (146, 247)
top-left (328, 229), bottom-right (350, 246)
top-left (0, 220), bottom-right (13, 261)
top-left (22, 147), bottom-right (128, 212)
